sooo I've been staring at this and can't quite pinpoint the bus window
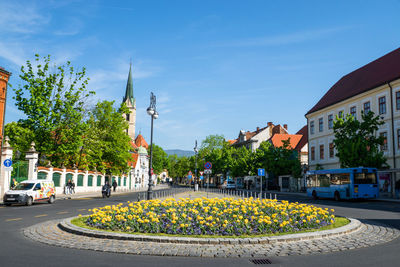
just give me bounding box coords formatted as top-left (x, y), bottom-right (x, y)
top-left (354, 173), bottom-right (377, 184)
top-left (307, 175), bottom-right (317, 187)
top-left (331, 174), bottom-right (350, 185)
top-left (317, 174), bottom-right (330, 187)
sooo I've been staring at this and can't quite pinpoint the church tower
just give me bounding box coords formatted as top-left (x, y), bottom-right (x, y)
top-left (123, 63), bottom-right (136, 140)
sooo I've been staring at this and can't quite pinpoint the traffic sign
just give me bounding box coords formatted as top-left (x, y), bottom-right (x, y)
top-left (4, 159), bottom-right (12, 167)
top-left (204, 162), bottom-right (212, 169)
top-left (200, 176), bottom-right (204, 180)
top-left (188, 171), bottom-right (193, 175)
top-left (258, 168), bottom-right (265, 176)
top-left (204, 169), bottom-right (212, 174)
top-left (200, 171), bottom-right (203, 176)
top-left (5, 167), bottom-right (13, 172)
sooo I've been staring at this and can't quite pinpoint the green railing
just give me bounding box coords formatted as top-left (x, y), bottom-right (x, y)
top-left (11, 160), bottom-right (29, 183)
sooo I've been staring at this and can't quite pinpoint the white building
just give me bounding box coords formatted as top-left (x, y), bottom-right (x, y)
top-left (305, 47), bottom-right (400, 198)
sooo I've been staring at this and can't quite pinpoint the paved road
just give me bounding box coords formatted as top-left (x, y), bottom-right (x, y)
top-left (0, 190), bottom-right (399, 267)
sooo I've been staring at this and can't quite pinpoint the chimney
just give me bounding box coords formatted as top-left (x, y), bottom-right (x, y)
top-left (256, 127), bottom-right (260, 132)
top-left (283, 124), bottom-right (288, 130)
top-left (267, 122), bottom-right (273, 127)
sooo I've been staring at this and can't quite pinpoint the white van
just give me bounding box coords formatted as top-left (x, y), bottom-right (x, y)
top-left (3, 180), bottom-right (56, 206)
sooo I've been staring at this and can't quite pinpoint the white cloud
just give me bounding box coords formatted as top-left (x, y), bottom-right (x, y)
top-left (213, 26), bottom-right (353, 47)
top-left (0, 2), bottom-right (50, 34)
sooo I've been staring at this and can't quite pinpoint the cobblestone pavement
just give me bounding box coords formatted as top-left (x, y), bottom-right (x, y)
top-left (23, 219), bottom-right (400, 258)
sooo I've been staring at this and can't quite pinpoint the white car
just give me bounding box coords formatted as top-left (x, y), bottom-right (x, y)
top-left (3, 180), bottom-right (56, 206)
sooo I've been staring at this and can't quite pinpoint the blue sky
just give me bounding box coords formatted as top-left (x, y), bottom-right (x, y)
top-left (1, 0), bottom-right (400, 150)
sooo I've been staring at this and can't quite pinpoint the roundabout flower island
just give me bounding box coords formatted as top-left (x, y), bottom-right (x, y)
top-left (83, 197), bottom-right (338, 237)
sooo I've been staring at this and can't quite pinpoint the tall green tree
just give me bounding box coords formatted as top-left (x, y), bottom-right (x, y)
top-left (333, 111), bottom-right (387, 168)
top-left (83, 101), bottom-right (132, 174)
top-left (12, 54), bottom-right (94, 167)
top-left (4, 122), bottom-right (35, 159)
top-left (255, 140), bottom-right (302, 178)
top-left (149, 144), bottom-right (169, 174)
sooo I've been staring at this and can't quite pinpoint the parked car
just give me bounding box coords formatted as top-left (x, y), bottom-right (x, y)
top-left (3, 180), bottom-right (56, 206)
top-left (222, 180), bottom-right (236, 190)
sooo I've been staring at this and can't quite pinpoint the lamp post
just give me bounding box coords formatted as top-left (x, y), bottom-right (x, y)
top-left (147, 92), bottom-right (158, 200)
top-left (194, 140), bottom-right (198, 191)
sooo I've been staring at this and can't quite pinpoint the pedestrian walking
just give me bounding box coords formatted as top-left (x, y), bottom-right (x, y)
top-left (66, 179), bottom-right (72, 194)
top-left (112, 180), bottom-right (117, 192)
top-left (71, 181), bottom-right (75, 194)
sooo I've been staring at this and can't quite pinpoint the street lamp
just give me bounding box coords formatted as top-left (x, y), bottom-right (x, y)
top-left (194, 140), bottom-right (198, 191)
top-left (147, 92), bottom-right (158, 200)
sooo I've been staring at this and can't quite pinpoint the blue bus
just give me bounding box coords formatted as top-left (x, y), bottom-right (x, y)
top-left (306, 167), bottom-right (379, 200)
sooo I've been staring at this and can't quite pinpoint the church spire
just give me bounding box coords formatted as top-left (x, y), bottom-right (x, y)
top-left (123, 63), bottom-right (135, 105)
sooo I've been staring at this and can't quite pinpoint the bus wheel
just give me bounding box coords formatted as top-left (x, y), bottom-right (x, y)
top-left (334, 191), bottom-right (340, 201)
top-left (312, 190), bottom-right (318, 200)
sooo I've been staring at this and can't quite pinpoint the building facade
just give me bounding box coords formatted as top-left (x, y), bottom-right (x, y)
top-left (0, 67), bottom-right (11, 144)
top-left (231, 122), bottom-right (289, 152)
top-left (306, 47), bottom-right (400, 198)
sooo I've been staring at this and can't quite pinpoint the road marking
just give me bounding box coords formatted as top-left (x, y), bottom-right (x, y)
top-left (75, 197), bottom-right (92, 200)
top-left (78, 208), bottom-right (86, 211)
top-left (57, 211), bottom-right (69, 214)
top-left (0, 206), bottom-right (4, 209)
top-left (34, 214), bottom-right (48, 218)
top-left (6, 218), bottom-right (22, 222)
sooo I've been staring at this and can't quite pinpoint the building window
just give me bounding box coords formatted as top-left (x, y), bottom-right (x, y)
top-left (329, 143), bottom-right (334, 158)
top-left (319, 145), bottom-right (324, 160)
top-left (328, 114), bottom-right (333, 129)
top-left (310, 121), bottom-right (314, 135)
top-left (396, 92), bottom-right (400, 110)
top-left (338, 110), bottom-right (344, 118)
top-left (363, 101), bottom-right (371, 114)
top-left (319, 118), bottom-right (323, 132)
top-left (380, 132), bottom-right (388, 151)
top-left (350, 106), bottom-right (356, 118)
top-left (379, 96), bottom-right (386, 115)
top-left (398, 129), bottom-right (400, 149)
top-left (126, 113), bottom-right (130, 121)
top-left (311, 147), bottom-right (315, 161)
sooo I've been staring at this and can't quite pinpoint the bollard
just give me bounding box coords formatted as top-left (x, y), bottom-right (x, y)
top-left (275, 194), bottom-right (277, 200)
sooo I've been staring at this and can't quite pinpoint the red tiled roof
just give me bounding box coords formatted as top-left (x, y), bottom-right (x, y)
top-left (130, 140), bottom-right (138, 149)
top-left (135, 134), bottom-right (149, 149)
top-left (270, 134), bottom-right (303, 149)
top-left (129, 153), bottom-right (139, 168)
top-left (227, 139), bottom-right (237, 145)
top-left (295, 125), bottom-right (308, 150)
top-left (306, 47), bottom-right (400, 115)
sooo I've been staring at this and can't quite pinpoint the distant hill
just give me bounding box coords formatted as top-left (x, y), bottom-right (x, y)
top-left (165, 149), bottom-right (195, 157)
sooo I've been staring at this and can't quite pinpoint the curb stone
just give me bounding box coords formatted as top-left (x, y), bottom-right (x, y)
top-left (58, 216), bottom-right (362, 245)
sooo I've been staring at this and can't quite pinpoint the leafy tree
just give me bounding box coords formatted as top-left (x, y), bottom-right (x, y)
top-left (4, 122), bottom-right (35, 159)
top-left (12, 54), bottom-right (94, 167)
top-left (256, 140), bottom-right (302, 178)
top-left (199, 134), bottom-right (225, 159)
top-left (149, 144), bottom-right (169, 174)
top-left (333, 111), bottom-right (387, 168)
top-left (83, 101), bottom-right (132, 174)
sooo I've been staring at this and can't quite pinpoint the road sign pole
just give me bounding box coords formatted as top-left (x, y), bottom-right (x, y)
top-left (260, 175), bottom-right (262, 199)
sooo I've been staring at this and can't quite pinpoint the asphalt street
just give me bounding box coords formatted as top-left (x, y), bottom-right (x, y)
top-left (0, 189), bottom-right (399, 267)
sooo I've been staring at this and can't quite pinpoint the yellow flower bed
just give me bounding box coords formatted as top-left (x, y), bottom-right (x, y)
top-left (85, 197), bottom-right (335, 236)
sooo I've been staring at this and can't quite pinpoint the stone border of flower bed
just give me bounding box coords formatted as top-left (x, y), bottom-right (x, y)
top-left (58, 216), bottom-right (361, 245)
